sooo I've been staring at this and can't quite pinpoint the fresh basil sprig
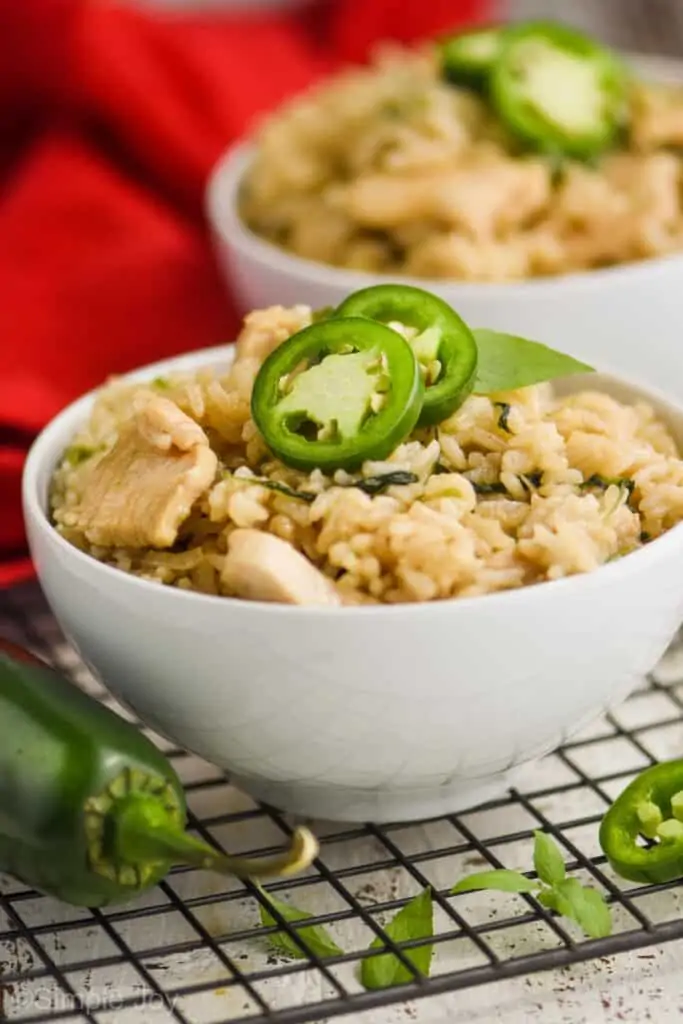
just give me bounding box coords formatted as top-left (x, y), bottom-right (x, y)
top-left (452, 831), bottom-right (612, 940)
top-left (473, 329), bottom-right (594, 395)
top-left (258, 832), bottom-right (611, 989)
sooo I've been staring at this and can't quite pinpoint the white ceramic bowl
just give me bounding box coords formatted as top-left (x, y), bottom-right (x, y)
top-left (206, 53), bottom-right (683, 399)
top-left (22, 346), bottom-right (683, 824)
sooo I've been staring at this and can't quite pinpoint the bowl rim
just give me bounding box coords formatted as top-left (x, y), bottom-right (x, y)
top-left (205, 50), bottom-right (683, 301)
top-left (22, 342), bottom-right (683, 620)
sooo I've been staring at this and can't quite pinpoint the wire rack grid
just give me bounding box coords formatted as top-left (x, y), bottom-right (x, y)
top-left (2, 581), bottom-right (683, 1024)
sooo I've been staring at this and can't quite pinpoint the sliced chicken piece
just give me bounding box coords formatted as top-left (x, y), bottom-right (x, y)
top-left (431, 159), bottom-right (551, 238)
top-left (405, 231), bottom-right (532, 281)
top-left (133, 392), bottom-right (210, 451)
top-left (339, 159), bottom-right (551, 238)
top-left (73, 396), bottom-right (217, 549)
top-left (234, 305), bottom-right (312, 365)
top-left (221, 529), bottom-right (341, 606)
top-left (605, 152), bottom-right (681, 226)
top-left (552, 165), bottom-right (628, 228)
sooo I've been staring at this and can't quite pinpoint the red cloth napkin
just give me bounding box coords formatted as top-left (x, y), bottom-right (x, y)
top-left (0, 0), bottom-right (490, 587)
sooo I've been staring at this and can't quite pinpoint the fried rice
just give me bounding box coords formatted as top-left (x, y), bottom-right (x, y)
top-left (48, 304), bottom-right (683, 606)
top-left (239, 44), bottom-right (683, 282)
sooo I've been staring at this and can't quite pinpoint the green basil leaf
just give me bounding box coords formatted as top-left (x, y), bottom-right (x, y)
top-left (536, 887), bottom-right (559, 911)
top-left (550, 878), bottom-right (612, 939)
top-left (361, 889), bottom-right (434, 990)
top-left (259, 893), bottom-right (344, 960)
top-left (533, 831), bottom-right (566, 888)
top-left (451, 869), bottom-right (538, 895)
top-left (472, 329), bottom-right (594, 395)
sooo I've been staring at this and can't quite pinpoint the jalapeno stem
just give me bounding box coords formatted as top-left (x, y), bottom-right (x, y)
top-left (110, 794), bottom-right (318, 880)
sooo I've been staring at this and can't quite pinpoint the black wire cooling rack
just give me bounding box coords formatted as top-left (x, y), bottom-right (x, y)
top-left (2, 579), bottom-right (683, 1024)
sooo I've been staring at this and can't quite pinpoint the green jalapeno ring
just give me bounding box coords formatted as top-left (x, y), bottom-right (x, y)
top-left (490, 20), bottom-right (628, 159)
top-left (334, 284), bottom-right (478, 426)
top-left (251, 317), bottom-right (424, 473)
top-left (439, 24), bottom-right (505, 90)
top-left (599, 760), bottom-right (683, 885)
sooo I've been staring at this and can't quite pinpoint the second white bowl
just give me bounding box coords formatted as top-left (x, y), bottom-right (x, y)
top-left (205, 53), bottom-right (683, 399)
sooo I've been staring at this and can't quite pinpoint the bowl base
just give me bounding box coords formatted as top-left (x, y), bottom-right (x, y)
top-left (230, 766), bottom-right (531, 825)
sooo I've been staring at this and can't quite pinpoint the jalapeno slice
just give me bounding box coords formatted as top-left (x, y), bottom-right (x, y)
top-left (490, 21), bottom-right (627, 158)
top-left (335, 284), bottom-right (478, 426)
top-left (251, 318), bottom-right (423, 473)
top-left (599, 760), bottom-right (683, 885)
top-left (440, 24), bottom-right (504, 90)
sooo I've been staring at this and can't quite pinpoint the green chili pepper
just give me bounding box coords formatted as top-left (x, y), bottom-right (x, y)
top-left (334, 284), bottom-right (478, 426)
top-left (599, 760), bottom-right (683, 884)
top-left (490, 21), bottom-right (627, 159)
top-left (0, 640), bottom-right (317, 908)
top-left (251, 317), bottom-right (423, 473)
top-left (440, 24), bottom-right (504, 90)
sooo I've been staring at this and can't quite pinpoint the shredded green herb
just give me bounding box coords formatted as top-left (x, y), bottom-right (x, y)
top-left (64, 444), bottom-right (102, 467)
top-left (231, 471), bottom-right (418, 502)
top-left (470, 471), bottom-right (544, 497)
top-left (472, 481), bottom-right (507, 495)
top-left (581, 474), bottom-right (634, 497)
top-left (381, 98), bottom-right (405, 119)
top-left (353, 472), bottom-right (419, 495)
top-left (225, 472), bottom-right (317, 502)
top-left (520, 471), bottom-right (543, 492)
top-left (260, 480), bottom-right (317, 503)
top-left (495, 402), bottom-right (512, 433)
top-left (151, 376), bottom-right (171, 390)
